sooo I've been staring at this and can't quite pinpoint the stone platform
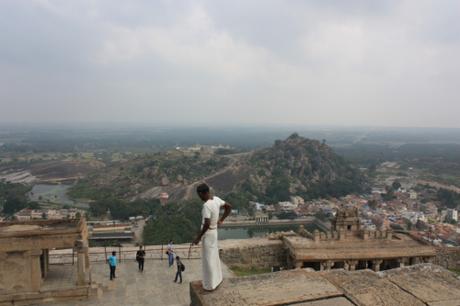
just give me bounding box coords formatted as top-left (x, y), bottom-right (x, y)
top-left (52, 258), bottom-right (234, 306)
top-left (190, 264), bottom-right (460, 306)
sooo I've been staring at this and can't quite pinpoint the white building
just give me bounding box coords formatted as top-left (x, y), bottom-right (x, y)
top-left (250, 201), bottom-right (266, 211)
top-left (401, 211), bottom-right (426, 224)
top-left (290, 196), bottom-right (305, 206)
top-left (278, 201), bottom-right (297, 211)
top-left (14, 208), bottom-right (83, 221)
top-left (447, 209), bottom-right (458, 222)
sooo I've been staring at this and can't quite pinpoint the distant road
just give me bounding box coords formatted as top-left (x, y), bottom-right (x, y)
top-left (417, 180), bottom-right (460, 193)
top-left (133, 219), bottom-right (146, 243)
top-left (183, 151), bottom-right (253, 200)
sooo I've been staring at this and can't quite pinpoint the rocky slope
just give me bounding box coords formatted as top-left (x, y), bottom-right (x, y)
top-left (232, 133), bottom-right (366, 202)
top-left (69, 134), bottom-right (366, 203)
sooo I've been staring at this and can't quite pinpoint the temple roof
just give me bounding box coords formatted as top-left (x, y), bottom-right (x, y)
top-left (0, 219), bottom-right (87, 252)
top-left (283, 233), bottom-right (436, 261)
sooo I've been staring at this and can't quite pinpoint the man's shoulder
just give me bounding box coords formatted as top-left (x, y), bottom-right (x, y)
top-left (209, 196), bottom-right (224, 204)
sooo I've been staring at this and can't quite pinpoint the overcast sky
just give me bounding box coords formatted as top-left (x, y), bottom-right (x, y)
top-left (1, 1), bottom-right (459, 127)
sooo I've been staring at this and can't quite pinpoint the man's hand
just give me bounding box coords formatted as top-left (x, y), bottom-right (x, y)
top-left (218, 219), bottom-right (224, 226)
top-left (192, 237), bottom-right (201, 245)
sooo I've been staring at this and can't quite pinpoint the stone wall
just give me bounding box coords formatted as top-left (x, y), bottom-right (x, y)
top-left (0, 251), bottom-right (30, 294)
top-left (219, 238), bottom-right (286, 269)
top-left (434, 246), bottom-right (460, 270)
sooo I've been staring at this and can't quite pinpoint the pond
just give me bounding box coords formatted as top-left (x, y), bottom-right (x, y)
top-left (218, 222), bottom-right (322, 240)
top-left (28, 184), bottom-right (89, 209)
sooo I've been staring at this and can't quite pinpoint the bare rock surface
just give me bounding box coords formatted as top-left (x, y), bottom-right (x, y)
top-left (381, 264), bottom-right (460, 305)
top-left (190, 269), bottom-right (342, 306)
top-left (191, 264), bottom-right (460, 306)
top-left (322, 269), bottom-right (425, 306)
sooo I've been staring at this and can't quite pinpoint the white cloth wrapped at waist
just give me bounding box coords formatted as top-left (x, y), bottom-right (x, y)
top-left (202, 229), bottom-right (223, 290)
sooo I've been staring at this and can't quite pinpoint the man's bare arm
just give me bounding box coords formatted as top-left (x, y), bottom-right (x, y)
top-left (218, 202), bottom-right (232, 225)
top-left (193, 218), bottom-right (210, 245)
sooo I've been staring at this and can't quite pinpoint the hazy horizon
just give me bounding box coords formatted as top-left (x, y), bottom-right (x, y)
top-left (1, 1), bottom-right (460, 128)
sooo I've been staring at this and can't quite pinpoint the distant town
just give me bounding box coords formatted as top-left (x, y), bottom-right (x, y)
top-left (4, 159), bottom-right (459, 250)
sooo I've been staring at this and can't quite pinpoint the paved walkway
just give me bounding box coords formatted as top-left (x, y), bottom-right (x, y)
top-left (54, 259), bottom-right (233, 306)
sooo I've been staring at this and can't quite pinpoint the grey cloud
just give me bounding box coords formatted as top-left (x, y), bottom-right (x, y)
top-left (0, 0), bottom-right (459, 127)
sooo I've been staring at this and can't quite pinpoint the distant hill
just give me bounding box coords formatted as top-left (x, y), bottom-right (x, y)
top-left (69, 134), bottom-right (367, 208)
top-left (234, 133), bottom-right (366, 203)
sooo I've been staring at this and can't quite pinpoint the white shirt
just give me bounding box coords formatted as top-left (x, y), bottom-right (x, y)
top-left (201, 196), bottom-right (226, 230)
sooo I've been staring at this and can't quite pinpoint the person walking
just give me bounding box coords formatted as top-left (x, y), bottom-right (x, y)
top-left (136, 245), bottom-right (146, 272)
top-left (167, 240), bottom-right (175, 267)
top-left (108, 251), bottom-right (117, 281)
top-left (174, 256), bottom-right (185, 284)
top-left (193, 183), bottom-right (232, 291)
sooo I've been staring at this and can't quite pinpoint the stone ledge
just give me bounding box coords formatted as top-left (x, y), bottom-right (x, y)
top-left (190, 264), bottom-right (460, 306)
top-left (190, 269), bottom-right (344, 306)
top-left (380, 264), bottom-right (460, 305)
top-left (0, 285), bottom-right (99, 306)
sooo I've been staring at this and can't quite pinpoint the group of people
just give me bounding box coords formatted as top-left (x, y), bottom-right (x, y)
top-left (106, 183), bottom-right (232, 292)
top-left (106, 243), bottom-right (184, 284)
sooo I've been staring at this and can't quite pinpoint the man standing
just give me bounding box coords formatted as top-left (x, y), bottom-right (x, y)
top-left (136, 245), bottom-right (145, 272)
top-left (167, 240), bottom-right (175, 267)
top-left (193, 183), bottom-right (232, 291)
top-left (108, 251), bottom-right (117, 280)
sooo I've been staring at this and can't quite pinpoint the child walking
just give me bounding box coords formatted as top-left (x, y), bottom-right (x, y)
top-left (174, 256), bottom-right (185, 284)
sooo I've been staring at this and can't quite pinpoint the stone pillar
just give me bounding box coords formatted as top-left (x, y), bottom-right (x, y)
top-left (386, 230), bottom-right (392, 240)
top-left (398, 258), bottom-right (405, 268)
top-left (362, 230), bottom-right (369, 240)
top-left (29, 250), bottom-right (42, 291)
top-left (313, 230), bottom-right (320, 242)
top-left (372, 260), bottom-right (383, 272)
top-left (319, 261), bottom-right (324, 271)
top-left (346, 260), bottom-right (358, 271)
top-left (339, 229), bottom-right (346, 240)
top-left (43, 249), bottom-right (49, 278)
top-left (322, 260), bottom-right (334, 270)
top-left (75, 240), bottom-right (89, 286)
top-left (320, 262), bottom-right (324, 271)
top-left (295, 261), bottom-right (303, 269)
top-left (85, 249), bottom-right (90, 269)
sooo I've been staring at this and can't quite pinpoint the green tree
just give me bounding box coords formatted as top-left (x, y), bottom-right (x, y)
top-left (143, 200), bottom-right (202, 244)
top-left (367, 199), bottom-right (378, 210)
top-left (437, 189), bottom-right (460, 209)
top-left (3, 195), bottom-right (27, 215)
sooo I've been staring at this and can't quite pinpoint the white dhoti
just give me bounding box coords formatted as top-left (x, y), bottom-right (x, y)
top-left (201, 229), bottom-right (222, 290)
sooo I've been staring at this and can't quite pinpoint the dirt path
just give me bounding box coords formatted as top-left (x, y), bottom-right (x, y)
top-left (183, 151), bottom-right (253, 199)
top-left (417, 179), bottom-right (460, 193)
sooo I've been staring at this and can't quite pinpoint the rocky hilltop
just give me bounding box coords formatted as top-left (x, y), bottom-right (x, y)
top-left (69, 134), bottom-right (366, 205)
top-left (237, 133), bottom-right (366, 202)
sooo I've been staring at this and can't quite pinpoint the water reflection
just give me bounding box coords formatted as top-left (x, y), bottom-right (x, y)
top-left (218, 223), bottom-right (321, 240)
